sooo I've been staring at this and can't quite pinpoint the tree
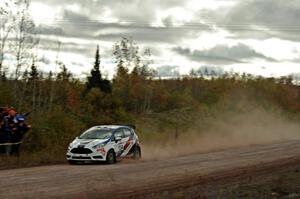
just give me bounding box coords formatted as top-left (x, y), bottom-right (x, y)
top-left (1, 70), bottom-right (7, 81)
top-left (29, 59), bottom-right (39, 81)
top-left (28, 59), bottom-right (39, 109)
top-left (22, 68), bottom-right (28, 80)
top-left (87, 45), bottom-right (102, 89)
top-left (140, 48), bottom-right (155, 78)
top-left (189, 68), bottom-right (197, 78)
top-left (14, 0), bottom-right (39, 80)
top-left (112, 38), bottom-right (155, 112)
top-left (0, 0), bottom-right (15, 81)
top-left (86, 45), bottom-right (111, 93)
top-left (57, 62), bottom-right (72, 82)
top-left (113, 37), bottom-right (140, 71)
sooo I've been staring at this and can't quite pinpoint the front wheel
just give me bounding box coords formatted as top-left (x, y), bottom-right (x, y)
top-left (106, 150), bottom-right (116, 164)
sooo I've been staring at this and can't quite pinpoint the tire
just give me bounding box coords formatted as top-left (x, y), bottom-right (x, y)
top-left (106, 150), bottom-right (116, 164)
top-left (68, 160), bottom-right (78, 165)
top-left (132, 146), bottom-right (141, 160)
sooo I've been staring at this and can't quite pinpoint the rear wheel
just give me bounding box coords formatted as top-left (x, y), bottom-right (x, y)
top-left (106, 150), bottom-right (116, 164)
top-left (132, 146), bottom-right (141, 160)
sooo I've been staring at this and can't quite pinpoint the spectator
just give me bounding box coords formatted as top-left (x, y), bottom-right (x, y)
top-left (2, 108), bottom-right (17, 155)
top-left (11, 115), bottom-right (31, 155)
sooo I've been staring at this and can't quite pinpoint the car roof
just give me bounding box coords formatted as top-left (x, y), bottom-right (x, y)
top-left (91, 125), bottom-right (133, 130)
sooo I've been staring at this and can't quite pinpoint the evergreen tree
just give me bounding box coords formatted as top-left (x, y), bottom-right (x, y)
top-left (189, 68), bottom-right (197, 78)
top-left (87, 45), bottom-right (102, 89)
top-left (47, 71), bottom-right (53, 81)
top-left (29, 59), bottom-right (39, 81)
top-left (57, 62), bottom-right (72, 82)
top-left (22, 69), bottom-right (29, 80)
top-left (1, 71), bottom-right (7, 81)
top-left (87, 45), bottom-right (111, 93)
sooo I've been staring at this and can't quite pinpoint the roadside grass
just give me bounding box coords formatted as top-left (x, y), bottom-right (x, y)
top-left (0, 150), bottom-right (66, 169)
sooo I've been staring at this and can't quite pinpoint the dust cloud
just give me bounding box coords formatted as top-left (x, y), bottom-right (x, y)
top-left (142, 109), bottom-right (300, 160)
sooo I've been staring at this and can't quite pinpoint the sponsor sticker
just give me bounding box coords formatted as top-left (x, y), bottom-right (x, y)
top-left (97, 148), bottom-right (106, 155)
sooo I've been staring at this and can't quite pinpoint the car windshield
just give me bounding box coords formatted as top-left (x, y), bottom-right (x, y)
top-left (79, 128), bottom-right (113, 139)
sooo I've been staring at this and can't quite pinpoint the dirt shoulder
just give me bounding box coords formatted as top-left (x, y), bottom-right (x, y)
top-left (139, 155), bottom-right (300, 199)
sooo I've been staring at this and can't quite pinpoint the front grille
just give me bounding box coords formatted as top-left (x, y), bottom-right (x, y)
top-left (71, 147), bottom-right (93, 154)
top-left (72, 156), bottom-right (91, 160)
top-left (93, 155), bottom-right (103, 159)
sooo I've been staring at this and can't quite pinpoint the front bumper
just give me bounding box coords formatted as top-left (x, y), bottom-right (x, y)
top-left (66, 149), bottom-right (106, 161)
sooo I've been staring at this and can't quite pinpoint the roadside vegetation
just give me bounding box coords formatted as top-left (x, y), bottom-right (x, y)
top-left (1, 49), bottom-right (300, 167)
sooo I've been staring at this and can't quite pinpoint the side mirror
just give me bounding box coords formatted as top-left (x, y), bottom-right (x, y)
top-left (115, 136), bottom-right (122, 143)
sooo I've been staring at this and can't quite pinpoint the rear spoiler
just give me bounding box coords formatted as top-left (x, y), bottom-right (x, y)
top-left (101, 124), bottom-right (136, 129)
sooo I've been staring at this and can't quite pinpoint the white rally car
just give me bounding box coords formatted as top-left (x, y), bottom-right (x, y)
top-left (66, 125), bottom-right (141, 164)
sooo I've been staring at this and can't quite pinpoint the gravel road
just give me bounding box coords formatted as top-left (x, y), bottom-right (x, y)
top-left (1, 140), bottom-right (300, 199)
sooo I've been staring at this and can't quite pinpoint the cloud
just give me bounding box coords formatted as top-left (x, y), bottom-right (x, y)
top-left (209, 0), bottom-right (300, 41)
top-left (27, 0), bottom-right (300, 77)
top-left (155, 65), bottom-right (180, 77)
top-left (172, 43), bottom-right (276, 65)
top-left (34, 0), bottom-right (300, 43)
top-left (95, 25), bottom-right (209, 43)
top-left (37, 56), bottom-right (51, 65)
top-left (37, 25), bottom-right (65, 36)
top-left (63, 9), bottom-right (91, 22)
top-left (31, 0), bottom-right (185, 25)
top-left (36, 9), bottom-right (210, 45)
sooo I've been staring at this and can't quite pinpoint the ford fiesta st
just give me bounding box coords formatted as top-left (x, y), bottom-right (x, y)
top-left (66, 125), bottom-right (141, 164)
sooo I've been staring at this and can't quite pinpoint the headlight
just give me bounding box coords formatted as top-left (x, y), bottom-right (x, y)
top-left (68, 143), bottom-right (74, 150)
top-left (68, 141), bottom-right (77, 150)
top-left (92, 143), bottom-right (106, 149)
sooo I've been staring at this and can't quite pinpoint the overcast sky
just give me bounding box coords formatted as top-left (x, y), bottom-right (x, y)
top-left (28, 0), bottom-right (300, 78)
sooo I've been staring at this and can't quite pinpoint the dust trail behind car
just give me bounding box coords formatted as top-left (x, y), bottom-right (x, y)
top-left (142, 108), bottom-right (300, 160)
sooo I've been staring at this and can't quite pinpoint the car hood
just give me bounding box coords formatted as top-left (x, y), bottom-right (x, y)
top-left (71, 138), bottom-right (109, 148)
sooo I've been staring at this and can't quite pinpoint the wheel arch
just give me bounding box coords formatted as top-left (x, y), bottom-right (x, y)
top-left (129, 143), bottom-right (141, 154)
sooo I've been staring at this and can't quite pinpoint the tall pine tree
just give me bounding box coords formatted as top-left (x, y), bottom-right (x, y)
top-left (87, 45), bottom-right (111, 93)
top-left (29, 59), bottom-right (39, 81)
